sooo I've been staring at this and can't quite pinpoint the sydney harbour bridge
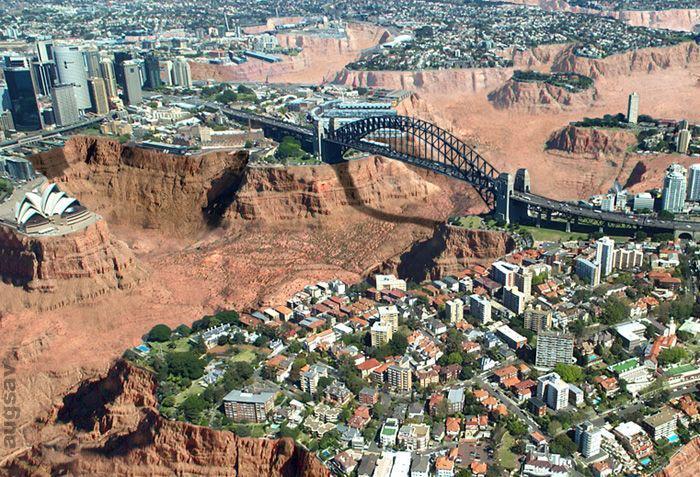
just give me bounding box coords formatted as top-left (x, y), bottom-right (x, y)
top-left (221, 106), bottom-right (700, 240)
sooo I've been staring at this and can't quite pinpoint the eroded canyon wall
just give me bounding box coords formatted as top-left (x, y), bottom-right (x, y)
top-left (545, 125), bottom-right (638, 156)
top-left (3, 360), bottom-right (329, 477)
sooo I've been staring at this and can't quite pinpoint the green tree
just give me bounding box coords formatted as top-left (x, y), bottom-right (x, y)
top-left (554, 364), bottom-right (584, 383)
top-left (147, 324), bottom-right (172, 342)
top-left (551, 434), bottom-right (577, 457)
top-left (180, 394), bottom-right (208, 421)
top-left (658, 347), bottom-right (689, 366)
top-left (389, 332), bottom-right (409, 355)
top-left (601, 296), bottom-right (630, 325)
top-left (166, 351), bottom-right (205, 380)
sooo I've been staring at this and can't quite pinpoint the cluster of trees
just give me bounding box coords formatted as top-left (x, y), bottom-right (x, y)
top-left (275, 136), bottom-right (308, 161)
top-left (601, 296), bottom-right (630, 325)
top-left (573, 113), bottom-right (628, 129)
top-left (0, 178), bottom-right (13, 197)
top-left (513, 70), bottom-right (593, 92)
top-left (554, 363), bottom-right (584, 383)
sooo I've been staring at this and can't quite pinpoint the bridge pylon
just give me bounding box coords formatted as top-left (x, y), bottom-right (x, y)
top-left (495, 173), bottom-right (514, 225)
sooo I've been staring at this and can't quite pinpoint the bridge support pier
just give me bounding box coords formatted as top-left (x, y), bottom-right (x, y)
top-left (546, 211), bottom-right (552, 222)
top-left (536, 210), bottom-right (542, 228)
top-left (565, 220), bottom-right (571, 233)
top-left (320, 139), bottom-right (345, 164)
top-left (599, 225), bottom-right (604, 234)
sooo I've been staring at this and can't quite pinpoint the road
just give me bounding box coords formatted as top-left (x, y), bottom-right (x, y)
top-left (474, 376), bottom-right (543, 435)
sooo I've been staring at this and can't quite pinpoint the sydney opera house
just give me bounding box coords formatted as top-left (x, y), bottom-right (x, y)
top-left (13, 183), bottom-right (94, 234)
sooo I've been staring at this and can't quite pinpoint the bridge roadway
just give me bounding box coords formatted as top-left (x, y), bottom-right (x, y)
top-left (220, 108), bottom-right (700, 235)
top-left (513, 192), bottom-right (700, 233)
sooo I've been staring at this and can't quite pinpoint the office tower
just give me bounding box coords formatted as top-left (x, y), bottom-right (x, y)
top-left (596, 236), bottom-right (615, 277)
top-left (173, 56), bottom-right (192, 87)
top-left (99, 58), bottom-right (118, 99)
top-left (627, 92), bottom-right (639, 124)
top-left (633, 192), bottom-right (654, 212)
top-left (661, 163), bottom-right (687, 213)
top-left (4, 67), bottom-right (43, 131)
top-left (677, 128), bottom-right (691, 154)
top-left (144, 54), bottom-right (162, 89)
top-left (3, 56), bottom-right (30, 68)
top-left (514, 168), bottom-right (531, 193)
top-left (83, 48), bottom-right (101, 78)
top-left (121, 60), bottom-right (142, 105)
top-left (159, 60), bottom-right (173, 86)
top-left (536, 373), bottom-right (569, 411)
top-left (31, 60), bottom-right (56, 96)
top-left (575, 421), bottom-right (602, 458)
top-left (469, 294), bottom-right (492, 323)
top-left (51, 84), bottom-right (80, 126)
top-left (687, 164), bottom-right (700, 202)
top-left (35, 41), bottom-right (54, 63)
top-left (88, 77), bottom-right (109, 115)
top-left (54, 45), bottom-right (91, 111)
top-left (445, 298), bottom-right (464, 324)
top-left (535, 331), bottom-right (574, 369)
top-left (574, 257), bottom-right (600, 287)
top-left (0, 82), bottom-right (14, 132)
top-left (113, 51), bottom-right (132, 88)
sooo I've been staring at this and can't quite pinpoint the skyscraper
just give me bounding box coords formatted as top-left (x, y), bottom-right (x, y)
top-left (159, 60), bottom-right (174, 86)
top-left (677, 128), bottom-right (691, 154)
top-left (121, 60), bottom-right (142, 105)
top-left (173, 56), bottom-right (192, 88)
top-left (535, 331), bottom-right (574, 369)
top-left (627, 92), bottom-right (639, 124)
top-left (99, 58), bottom-right (118, 99)
top-left (88, 77), bottom-right (109, 115)
top-left (31, 59), bottom-right (56, 96)
top-left (51, 84), bottom-right (80, 126)
top-left (54, 45), bottom-right (91, 111)
top-left (83, 48), bottom-right (101, 78)
top-left (113, 51), bottom-right (132, 88)
top-left (35, 41), bottom-right (54, 63)
top-left (4, 67), bottom-right (43, 131)
top-left (596, 236), bottom-right (615, 277)
top-left (144, 54), bottom-right (162, 89)
top-left (661, 163), bottom-right (687, 213)
top-left (687, 164), bottom-right (700, 202)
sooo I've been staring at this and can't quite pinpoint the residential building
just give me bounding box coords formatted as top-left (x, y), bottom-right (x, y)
top-left (677, 128), bottom-right (691, 154)
top-left (613, 247), bottom-right (644, 270)
top-left (661, 163), bottom-right (687, 213)
top-left (435, 456), bottom-right (454, 477)
top-left (515, 269), bottom-right (533, 297)
top-left (503, 286), bottom-right (527, 314)
top-left (632, 192), bottom-right (654, 212)
top-left (575, 421), bottom-right (602, 458)
top-left (445, 298), bottom-right (464, 324)
top-left (575, 257), bottom-right (601, 287)
top-left (378, 305), bottom-right (399, 332)
top-left (613, 421), bottom-right (654, 460)
top-left (99, 58), bottom-right (118, 99)
top-left (371, 322), bottom-right (393, 347)
top-left (469, 294), bottom-right (492, 323)
top-left (491, 261), bottom-right (518, 288)
top-left (615, 322), bottom-right (646, 352)
top-left (387, 361), bottom-right (412, 393)
top-left (223, 390), bottom-right (275, 423)
top-left (447, 387), bottom-right (465, 414)
top-left (627, 92), bottom-right (639, 124)
top-left (410, 455), bottom-right (430, 477)
top-left (596, 237), bottom-right (615, 277)
top-left (380, 418), bottom-right (400, 447)
top-left (535, 331), bottom-right (574, 369)
top-left (375, 274), bottom-right (407, 291)
top-left (391, 451), bottom-right (412, 477)
top-left (643, 407), bottom-right (677, 441)
top-left (497, 325), bottom-right (527, 349)
top-left (536, 373), bottom-right (569, 411)
top-left (524, 305), bottom-right (552, 332)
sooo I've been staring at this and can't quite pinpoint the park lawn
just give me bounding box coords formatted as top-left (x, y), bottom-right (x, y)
top-left (453, 215), bottom-right (483, 229)
top-left (230, 349), bottom-right (256, 363)
top-left (518, 225), bottom-right (588, 243)
top-left (148, 336), bottom-right (193, 354)
top-left (497, 432), bottom-right (518, 470)
top-left (173, 382), bottom-right (205, 406)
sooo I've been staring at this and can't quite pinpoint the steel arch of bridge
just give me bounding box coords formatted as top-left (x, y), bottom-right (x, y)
top-left (327, 115), bottom-right (500, 206)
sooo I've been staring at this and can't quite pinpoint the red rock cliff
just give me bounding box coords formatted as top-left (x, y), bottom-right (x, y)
top-left (546, 125), bottom-right (638, 157)
top-left (29, 136), bottom-right (249, 237)
top-left (3, 360), bottom-right (329, 477)
top-left (0, 219), bottom-right (144, 311)
top-left (487, 79), bottom-right (597, 112)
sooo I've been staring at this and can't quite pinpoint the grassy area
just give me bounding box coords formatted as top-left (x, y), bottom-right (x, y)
top-left (452, 215), bottom-right (483, 229)
top-left (497, 432), bottom-right (518, 470)
top-left (231, 349), bottom-right (256, 363)
top-left (173, 382), bottom-right (205, 406)
top-left (518, 225), bottom-right (588, 243)
top-left (148, 337), bottom-right (192, 354)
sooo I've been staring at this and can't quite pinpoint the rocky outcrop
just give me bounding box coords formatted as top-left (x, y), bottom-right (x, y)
top-left (487, 79), bottom-right (597, 112)
top-left (382, 224), bottom-right (515, 281)
top-left (3, 360), bottom-right (329, 477)
top-left (656, 437), bottom-right (700, 477)
top-left (551, 42), bottom-right (700, 80)
top-left (230, 156), bottom-right (441, 222)
top-left (29, 136), bottom-right (249, 236)
top-left (0, 220), bottom-right (144, 310)
top-left (546, 125), bottom-right (638, 156)
top-left (613, 9), bottom-right (700, 32)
